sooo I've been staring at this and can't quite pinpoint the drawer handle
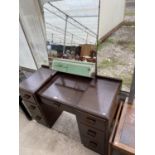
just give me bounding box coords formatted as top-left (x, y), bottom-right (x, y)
top-left (35, 115), bottom-right (42, 121)
top-left (86, 117), bottom-right (96, 125)
top-left (29, 105), bottom-right (36, 110)
top-left (23, 94), bottom-right (31, 100)
top-left (87, 129), bottom-right (96, 137)
top-left (89, 141), bottom-right (97, 148)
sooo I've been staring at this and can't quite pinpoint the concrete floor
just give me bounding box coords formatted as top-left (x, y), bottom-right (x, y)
top-left (19, 110), bottom-right (99, 155)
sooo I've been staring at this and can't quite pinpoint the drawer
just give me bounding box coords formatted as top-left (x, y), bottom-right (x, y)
top-left (22, 101), bottom-right (42, 118)
top-left (40, 97), bottom-right (61, 109)
top-left (20, 90), bottom-right (36, 104)
top-left (34, 114), bottom-right (47, 126)
top-left (23, 101), bottom-right (48, 126)
top-left (78, 123), bottom-right (105, 143)
top-left (82, 136), bottom-right (105, 155)
top-left (76, 110), bottom-right (106, 131)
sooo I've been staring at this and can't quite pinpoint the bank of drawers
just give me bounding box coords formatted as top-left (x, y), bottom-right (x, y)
top-left (22, 100), bottom-right (47, 126)
top-left (20, 90), bottom-right (48, 126)
top-left (76, 110), bottom-right (106, 155)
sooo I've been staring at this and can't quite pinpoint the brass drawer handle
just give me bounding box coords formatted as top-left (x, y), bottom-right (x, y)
top-left (29, 105), bottom-right (36, 110)
top-left (23, 94), bottom-right (31, 100)
top-left (89, 141), bottom-right (97, 148)
top-left (86, 117), bottom-right (96, 125)
top-left (87, 129), bottom-right (96, 137)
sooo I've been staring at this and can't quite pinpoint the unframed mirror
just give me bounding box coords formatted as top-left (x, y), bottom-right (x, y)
top-left (43, 0), bottom-right (99, 67)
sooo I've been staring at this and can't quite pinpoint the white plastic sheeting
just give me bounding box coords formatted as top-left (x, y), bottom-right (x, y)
top-left (19, 22), bottom-right (37, 70)
top-left (43, 0), bottom-right (125, 44)
top-left (20, 0), bottom-right (49, 68)
top-left (43, 0), bottom-right (99, 46)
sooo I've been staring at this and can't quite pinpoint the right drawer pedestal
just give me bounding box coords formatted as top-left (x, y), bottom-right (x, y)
top-left (76, 110), bottom-right (107, 155)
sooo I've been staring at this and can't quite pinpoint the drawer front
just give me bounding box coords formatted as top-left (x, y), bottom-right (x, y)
top-left (40, 97), bottom-right (61, 109)
top-left (76, 110), bottom-right (106, 131)
top-left (23, 101), bottom-right (47, 126)
top-left (20, 90), bottom-right (36, 104)
top-left (22, 101), bottom-right (41, 117)
top-left (34, 114), bottom-right (47, 126)
top-left (82, 136), bottom-right (105, 155)
top-left (78, 123), bottom-right (105, 143)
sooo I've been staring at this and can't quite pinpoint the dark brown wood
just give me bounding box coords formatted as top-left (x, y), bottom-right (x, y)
top-left (22, 101), bottom-right (39, 115)
top-left (82, 136), bottom-right (105, 154)
top-left (20, 69), bottom-right (122, 154)
top-left (78, 123), bottom-right (106, 144)
top-left (20, 90), bottom-right (36, 104)
top-left (19, 96), bottom-right (32, 120)
top-left (40, 102), bottom-right (62, 127)
top-left (19, 67), bottom-right (56, 94)
top-left (76, 110), bottom-right (106, 132)
top-left (19, 67), bottom-right (58, 127)
top-left (109, 101), bottom-right (124, 155)
top-left (37, 71), bottom-right (121, 155)
top-left (77, 77), bottom-right (121, 120)
top-left (38, 73), bottom-right (92, 108)
top-left (110, 98), bottom-right (135, 155)
top-left (22, 100), bottom-right (48, 126)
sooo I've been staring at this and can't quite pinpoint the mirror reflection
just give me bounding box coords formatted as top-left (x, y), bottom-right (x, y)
top-left (43, 0), bottom-right (99, 66)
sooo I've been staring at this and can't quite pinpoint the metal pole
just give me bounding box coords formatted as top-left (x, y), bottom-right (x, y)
top-left (48, 2), bottom-right (97, 36)
top-left (44, 7), bottom-right (96, 39)
top-left (46, 22), bottom-right (86, 42)
top-left (71, 34), bottom-right (73, 45)
top-left (51, 33), bottom-right (53, 43)
top-left (51, 33), bottom-right (53, 51)
top-left (63, 15), bottom-right (68, 54)
top-left (86, 33), bottom-right (88, 44)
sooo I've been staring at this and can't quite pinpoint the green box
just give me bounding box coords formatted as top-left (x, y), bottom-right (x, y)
top-left (51, 58), bottom-right (95, 77)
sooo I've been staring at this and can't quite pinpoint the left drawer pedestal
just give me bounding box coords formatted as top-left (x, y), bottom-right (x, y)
top-left (22, 100), bottom-right (48, 126)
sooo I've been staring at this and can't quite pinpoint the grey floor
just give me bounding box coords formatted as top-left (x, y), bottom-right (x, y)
top-left (19, 109), bottom-right (99, 155)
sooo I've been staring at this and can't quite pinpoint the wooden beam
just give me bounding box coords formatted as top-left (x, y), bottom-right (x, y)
top-left (99, 22), bottom-right (123, 43)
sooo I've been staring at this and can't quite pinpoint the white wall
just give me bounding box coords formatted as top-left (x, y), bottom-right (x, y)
top-left (19, 23), bottom-right (37, 70)
top-left (99, 0), bottom-right (125, 39)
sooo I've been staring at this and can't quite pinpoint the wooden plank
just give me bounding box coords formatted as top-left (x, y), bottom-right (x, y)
top-left (113, 98), bottom-right (135, 155)
top-left (108, 101), bottom-right (124, 155)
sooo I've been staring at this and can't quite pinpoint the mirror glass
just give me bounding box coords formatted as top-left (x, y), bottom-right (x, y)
top-left (43, 0), bottom-right (99, 66)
